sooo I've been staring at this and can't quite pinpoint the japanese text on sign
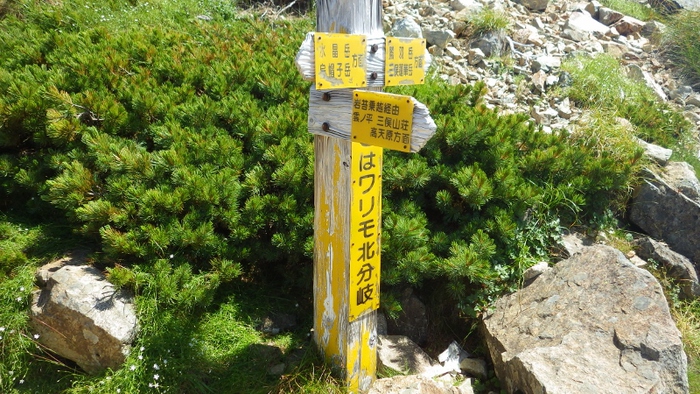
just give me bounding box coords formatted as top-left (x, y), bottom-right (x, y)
top-left (351, 90), bottom-right (414, 152)
top-left (384, 37), bottom-right (426, 86)
top-left (314, 33), bottom-right (367, 90)
top-left (349, 143), bottom-right (382, 322)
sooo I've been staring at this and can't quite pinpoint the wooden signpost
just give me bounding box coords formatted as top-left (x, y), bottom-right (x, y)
top-left (295, 1), bottom-right (436, 392)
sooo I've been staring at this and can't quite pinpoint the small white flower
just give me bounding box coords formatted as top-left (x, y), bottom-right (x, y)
top-left (19, 379), bottom-right (24, 384)
top-left (33, 334), bottom-right (40, 339)
top-left (16, 297), bottom-right (22, 302)
top-left (169, 254), bottom-right (174, 259)
top-left (138, 355), bottom-right (143, 360)
top-left (153, 363), bottom-right (159, 370)
top-left (0, 327), bottom-right (5, 331)
top-left (20, 287), bottom-right (25, 292)
top-left (163, 359), bottom-right (168, 365)
top-left (117, 390), bottom-right (121, 393)
top-left (130, 365), bottom-right (136, 371)
top-left (154, 374), bottom-right (159, 380)
top-left (140, 346), bottom-right (145, 351)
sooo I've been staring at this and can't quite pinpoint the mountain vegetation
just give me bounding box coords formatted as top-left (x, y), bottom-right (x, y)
top-left (1, 0), bottom-right (700, 391)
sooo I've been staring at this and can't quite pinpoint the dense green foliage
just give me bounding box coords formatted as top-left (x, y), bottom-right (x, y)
top-left (0, 0), bottom-right (647, 322)
top-left (383, 81), bottom-right (644, 312)
top-left (562, 54), bottom-right (692, 147)
top-left (663, 10), bottom-right (700, 89)
top-left (2, 0), bottom-right (697, 391)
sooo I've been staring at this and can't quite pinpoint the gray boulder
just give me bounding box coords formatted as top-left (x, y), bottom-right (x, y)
top-left (565, 10), bottom-right (610, 36)
top-left (630, 163), bottom-right (700, 262)
top-left (512, 0), bottom-right (550, 12)
top-left (598, 7), bottom-right (624, 25)
top-left (450, 0), bottom-right (482, 12)
top-left (482, 245), bottom-right (688, 393)
top-left (390, 17), bottom-right (423, 39)
top-left (614, 16), bottom-right (646, 36)
top-left (469, 31), bottom-right (508, 58)
top-left (633, 236), bottom-right (700, 299)
top-left (635, 137), bottom-right (673, 165)
top-left (673, 0), bottom-right (700, 11)
top-left (386, 288), bottom-right (429, 345)
top-left (377, 335), bottom-right (437, 375)
top-left (425, 29), bottom-right (455, 49)
top-left (30, 253), bottom-right (138, 374)
top-left (368, 374), bottom-right (475, 394)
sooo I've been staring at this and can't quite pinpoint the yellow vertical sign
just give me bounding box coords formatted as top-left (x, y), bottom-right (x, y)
top-left (314, 33), bottom-right (367, 90)
top-left (349, 142), bottom-right (382, 322)
top-left (384, 37), bottom-right (426, 86)
top-left (351, 90), bottom-right (414, 153)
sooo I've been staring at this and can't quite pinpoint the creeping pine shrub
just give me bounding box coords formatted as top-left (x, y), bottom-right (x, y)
top-left (383, 81), bottom-right (644, 315)
top-left (1, 0), bottom-right (643, 317)
top-left (0, 0), bottom-right (314, 309)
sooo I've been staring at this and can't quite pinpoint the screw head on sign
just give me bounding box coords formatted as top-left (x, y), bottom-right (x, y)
top-left (322, 92), bottom-right (331, 101)
top-left (370, 72), bottom-right (378, 80)
top-left (370, 44), bottom-right (378, 53)
top-left (322, 122), bottom-right (330, 132)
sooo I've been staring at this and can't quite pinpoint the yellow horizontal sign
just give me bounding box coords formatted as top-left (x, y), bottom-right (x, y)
top-left (314, 33), bottom-right (367, 90)
top-left (384, 37), bottom-right (426, 86)
top-left (351, 90), bottom-right (414, 152)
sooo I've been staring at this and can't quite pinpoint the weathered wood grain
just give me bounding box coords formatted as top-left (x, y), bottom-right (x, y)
top-left (307, 87), bottom-right (437, 153)
top-left (312, 1), bottom-right (382, 393)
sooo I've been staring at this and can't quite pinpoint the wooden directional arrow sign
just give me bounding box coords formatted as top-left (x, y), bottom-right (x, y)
top-left (295, 32), bottom-right (432, 89)
top-left (298, 13), bottom-right (438, 392)
top-left (296, 33), bottom-right (437, 153)
top-left (307, 88), bottom-right (436, 153)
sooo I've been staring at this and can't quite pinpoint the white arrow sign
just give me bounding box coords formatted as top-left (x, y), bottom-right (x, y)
top-left (307, 87), bottom-right (436, 153)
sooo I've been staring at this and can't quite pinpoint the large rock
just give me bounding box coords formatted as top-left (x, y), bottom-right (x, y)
top-left (30, 253), bottom-right (138, 374)
top-left (512, 0), bottom-right (550, 12)
top-left (614, 16), bottom-right (646, 36)
top-left (482, 245), bottom-right (688, 394)
top-left (565, 10), bottom-right (610, 35)
top-left (630, 164), bottom-right (700, 262)
top-left (390, 17), bottom-right (423, 39)
top-left (368, 374), bottom-right (475, 394)
top-left (633, 236), bottom-right (700, 299)
top-left (469, 31), bottom-right (508, 58)
top-left (634, 137), bottom-right (673, 165)
top-left (425, 29), bottom-right (455, 49)
top-left (377, 335), bottom-right (437, 375)
top-left (386, 288), bottom-right (429, 345)
top-left (598, 7), bottom-right (624, 25)
top-left (673, 0), bottom-right (700, 11)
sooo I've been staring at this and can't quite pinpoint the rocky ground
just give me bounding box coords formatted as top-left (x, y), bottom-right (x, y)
top-left (381, 0), bottom-right (700, 137)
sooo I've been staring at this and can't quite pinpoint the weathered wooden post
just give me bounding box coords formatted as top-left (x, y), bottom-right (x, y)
top-left (313, 2), bottom-right (382, 392)
top-left (295, 1), bottom-right (436, 392)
